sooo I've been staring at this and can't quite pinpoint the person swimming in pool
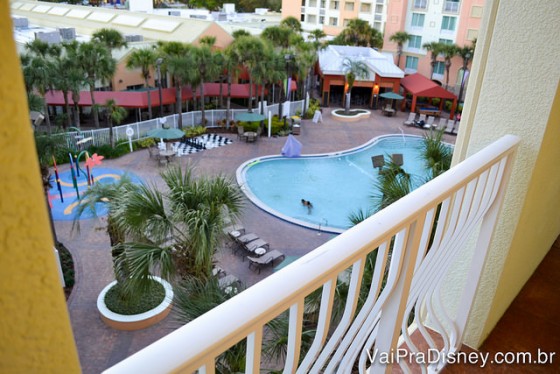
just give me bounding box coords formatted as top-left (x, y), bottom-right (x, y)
top-left (301, 199), bottom-right (313, 214)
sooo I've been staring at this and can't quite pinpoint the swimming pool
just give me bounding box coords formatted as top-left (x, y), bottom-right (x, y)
top-left (237, 135), bottom-right (445, 233)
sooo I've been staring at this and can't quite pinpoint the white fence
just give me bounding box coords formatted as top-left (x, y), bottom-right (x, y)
top-left (104, 135), bottom-right (520, 373)
top-left (57, 100), bottom-right (307, 149)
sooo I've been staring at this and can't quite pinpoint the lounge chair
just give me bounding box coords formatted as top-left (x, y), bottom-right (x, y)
top-left (237, 232), bottom-right (259, 245)
top-left (445, 119), bottom-right (456, 134)
top-left (391, 154), bottom-right (404, 166)
top-left (436, 117), bottom-right (447, 131)
top-left (247, 250), bottom-right (286, 274)
top-left (218, 274), bottom-right (240, 291)
top-left (423, 116), bottom-right (435, 129)
top-left (237, 125), bottom-right (246, 141)
top-left (414, 114), bottom-right (427, 127)
top-left (403, 112), bottom-right (416, 126)
top-left (371, 155), bottom-right (385, 169)
top-left (244, 238), bottom-right (269, 253)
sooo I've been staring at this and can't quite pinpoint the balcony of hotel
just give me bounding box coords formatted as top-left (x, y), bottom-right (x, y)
top-left (1, 0), bottom-right (558, 373)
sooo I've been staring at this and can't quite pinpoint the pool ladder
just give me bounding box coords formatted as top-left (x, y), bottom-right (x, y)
top-left (317, 218), bottom-right (328, 235)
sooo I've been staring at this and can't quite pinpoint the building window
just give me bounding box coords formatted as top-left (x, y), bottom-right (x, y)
top-left (321, 0), bottom-right (326, 8)
top-left (319, 16), bottom-right (325, 24)
top-left (405, 56), bottom-right (419, 71)
top-left (411, 13), bottom-right (425, 27)
top-left (413, 0), bottom-right (428, 9)
top-left (439, 38), bottom-right (453, 45)
top-left (443, 0), bottom-right (460, 13)
top-left (302, 0), bottom-right (306, 5)
top-left (360, 3), bottom-right (371, 12)
top-left (301, 14), bottom-right (305, 22)
top-left (466, 29), bottom-right (479, 41)
top-left (434, 61), bottom-right (445, 75)
top-left (373, 21), bottom-right (382, 30)
top-left (309, 0), bottom-right (317, 6)
top-left (308, 14), bottom-right (317, 23)
top-left (329, 17), bottom-right (338, 26)
top-left (408, 35), bottom-right (422, 49)
top-left (375, 4), bottom-right (383, 13)
top-left (441, 16), bottom-right (457, 31)
top-left (331, 1), bottom-right (339, 10)
top-left (345, 2), bottom-right (354, 11)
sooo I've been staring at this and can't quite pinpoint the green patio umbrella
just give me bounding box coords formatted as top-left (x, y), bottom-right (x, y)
top-left (379, 92), bottom-right (405, 100)
top-left (147, 127), bottom-right (184, 140)
top-left (235, 112), bottom-right (266, 122)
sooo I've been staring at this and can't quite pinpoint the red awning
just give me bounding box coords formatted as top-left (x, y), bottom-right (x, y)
top-left (400, 73), bottom-right (456, 99)
top-left (45, 83), bottom-right (265, 109)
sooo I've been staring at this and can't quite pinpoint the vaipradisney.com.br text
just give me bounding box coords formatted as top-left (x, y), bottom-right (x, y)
top-left (367, 348), bottom-right (556, 368)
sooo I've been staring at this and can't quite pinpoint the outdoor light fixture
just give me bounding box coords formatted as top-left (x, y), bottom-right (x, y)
top-left (156, 57), bottom-right (164, 116)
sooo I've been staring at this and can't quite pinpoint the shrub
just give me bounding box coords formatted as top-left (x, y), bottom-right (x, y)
top-left (104, 278), bottom-right (165, 315)
top-left (305, 98), bottom-right (321, 119)
top-left (431, 98), bottom-right (441, 106)
top-left (184, 125), bottom-right (207, 138)
top-left (137, 138), bottom-right (155, 149)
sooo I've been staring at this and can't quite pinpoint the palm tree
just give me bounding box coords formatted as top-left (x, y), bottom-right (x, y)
top-left (419, 129), bottom-right (453, 180)
top-left (92, 28), bottom-right (128, 52)
top-left (193, 45), bottom-right (221, 125)
top-left (261, 26), bottom-right (293, 50)
top-left (422, 41), bottom-right (446, 80)
top-left (61, 41), bottom-right (85, 128)
top-left (77, 41), bottom-right (116, 128)
top-left (222, 47), bottom-right (240, 126)
top-left (441, 44), bottom-right (459, 89)
top-left (159, 42), bottom-right (193, 129)
top-left (112, 166), bottom-right (243, 287)
top-left (230, 36), bottom-right (267, 112)
top-left (333, 18), bottom-right (384, 49)
top-left (199, 35), bottom-right (217, 48)
top-left (104, 99), bottom-right (127, 148)
top-left (295, 42), bottom-right (318, 116)
top-left (280, 16), bottom-right (302, 33)
top-left (456, 44), bottom-right (475, 105)
top-left (126, 48), bottom-right (157, 119)
top-left (342, 58), bottom-right (369, 114)
top-left (389, 31), bottom-right (411, 68)
top-left (232, 29), bottom-right (251, 39)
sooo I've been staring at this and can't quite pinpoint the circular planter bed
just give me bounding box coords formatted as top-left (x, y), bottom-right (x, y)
top-left (332, 109), bottom-right (371, 122)
top-left (97, 276), bottom-right (174, 331)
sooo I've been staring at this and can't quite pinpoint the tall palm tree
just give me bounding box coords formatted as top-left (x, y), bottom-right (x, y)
top-left (193, 45), bottom-right (221, 125)
top-left (333, 18), bottom-right (384, 49)
top-left (230, 36), bottom-right (267, 112)
top-left (77, 41), bottom-right (116, 128)
top-left (419, 129), bottom-right (453, 180)
top-left (441, 44), bottom-right (459, 89)
top-left (159, 42), bottom-right (193, 129)
top-left (342, 58), bottom-right (369, 114)
top-left (126, 48), bottom-right (157, 119)
top-left (456, 44), bottom-right (475, 105)
top-left (389, 31), bottom-right (411, 68)
top-left (261, 26), bottom-right (293, 50)
top-left (92, 28), bottom-right (128, 52)
top-left (223, 47), bottom-right (240, 126)
top-left (280, 16), bottom-right (302, 33)
top-left (199, 35), bottom-right (217, 48)
top-left (62, 41), bottom-right (86, 129)
top-left (422, 41), bottom-right (446, 80)
top-left (295, 42), bottom-right (318, 116)
top-left (103, 99), bottom-right (127, 148)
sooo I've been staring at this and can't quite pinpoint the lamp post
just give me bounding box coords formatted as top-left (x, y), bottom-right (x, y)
top-left (156, 58), bottom-right (164, 117)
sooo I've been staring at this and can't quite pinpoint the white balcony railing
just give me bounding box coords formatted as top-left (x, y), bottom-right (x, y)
top-left (105, 135), bottom-right (520, 373)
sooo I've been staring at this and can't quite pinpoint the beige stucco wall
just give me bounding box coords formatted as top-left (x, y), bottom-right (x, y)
top-left (0, 4), bottom-right (81, 372)
top-left (450, 0), bottom-right (560, 347)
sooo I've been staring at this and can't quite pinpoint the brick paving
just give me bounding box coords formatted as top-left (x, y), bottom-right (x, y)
top-left (58, 107), bottom-right (457, 373)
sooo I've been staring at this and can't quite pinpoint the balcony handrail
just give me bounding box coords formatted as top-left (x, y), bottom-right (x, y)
top-left (105, 135), bottom-right (520, 373)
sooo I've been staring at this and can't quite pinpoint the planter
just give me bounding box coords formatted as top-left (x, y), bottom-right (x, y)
top-left (97, 276), bottom-right (173, 331)
top-left (331, 109), bottom-right (371, 122)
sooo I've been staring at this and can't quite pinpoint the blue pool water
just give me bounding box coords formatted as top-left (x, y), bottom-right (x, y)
top-left (238, 135), bottom-right (442, 233)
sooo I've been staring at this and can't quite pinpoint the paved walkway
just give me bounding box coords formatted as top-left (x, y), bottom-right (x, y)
top-left (59, 108), bottom-right (457, 373)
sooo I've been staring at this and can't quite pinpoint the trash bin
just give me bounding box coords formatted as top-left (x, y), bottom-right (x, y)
top-left (292, 124), bottom-right (300, 135)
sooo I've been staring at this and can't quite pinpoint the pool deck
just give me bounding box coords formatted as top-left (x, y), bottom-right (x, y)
top-left (59, 107), bottom-right (457, 373)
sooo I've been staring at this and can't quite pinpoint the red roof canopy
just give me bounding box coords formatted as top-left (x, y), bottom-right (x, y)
top-left (400, 73), bottom-right (457, 100)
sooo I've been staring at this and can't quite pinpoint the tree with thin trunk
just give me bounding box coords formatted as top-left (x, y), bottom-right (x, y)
top-left (456, 44), bottom-right (475, 105)
top-left (62, 41), bottom-right (85, 128)
top-left (77, 41), bottom-right (116, 128)
top-left (126, 48), bottom-right (157, 119)
top-left (92, 28), bottom-right (127, 90)
top-left (342, 58), bottom-right (369, 115)
top-left (422, 41), bottom-right (446, 80)
top-left (104, 99), bottom-right (127, 148)
top-left (441, 44), bottom-right (459, 89)
top-left (223, 47), bottom-right (240, 126)
top-left (193, 45), bottom-right (221, 125)
top-left (230, 36), bottom-right (266, 112)
top-left (158, 42), bottom-right (192, 129)
top-left (295, 42), bottom-right (318, 116)
top-left (389, 31), bottom-right (411, 68)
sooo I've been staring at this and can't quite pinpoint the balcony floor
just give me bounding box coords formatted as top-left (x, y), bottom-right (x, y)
top-left (444, 235), bottom-right (560, 373)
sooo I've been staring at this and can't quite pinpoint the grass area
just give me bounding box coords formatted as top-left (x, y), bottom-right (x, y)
top-left (105, 279), bottom-right (166, 315)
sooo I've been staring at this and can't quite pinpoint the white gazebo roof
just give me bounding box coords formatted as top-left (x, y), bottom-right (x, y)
top-left (318, 45), bottom-right (404, 79)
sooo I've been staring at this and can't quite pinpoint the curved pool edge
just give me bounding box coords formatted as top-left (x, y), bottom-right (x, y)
top-left (236, 134), bottom-right (428, 234)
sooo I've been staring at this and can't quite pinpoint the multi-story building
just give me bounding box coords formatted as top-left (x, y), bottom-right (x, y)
top-left (282, 0), bottom-right (388, 35)
top-left (383, 0), bottom-right (484, 93)
top-left (283, 0), bottom-right (484, 97)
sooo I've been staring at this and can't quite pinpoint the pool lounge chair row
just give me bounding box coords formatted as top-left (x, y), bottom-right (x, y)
top-left (403, 112), bottom-right (458, 134)
top-left (247, 250), bottom-right (286, 274)
top-left (225, 226), bottom-right (286, 273)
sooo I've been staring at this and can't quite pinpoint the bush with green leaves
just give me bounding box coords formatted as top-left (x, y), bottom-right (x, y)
top-left (184, 125), bottom-right (207, 138)
top-left (305, 98), bottom-right (321, 119)
top-left (137, 137), bottom-right (156, 149)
